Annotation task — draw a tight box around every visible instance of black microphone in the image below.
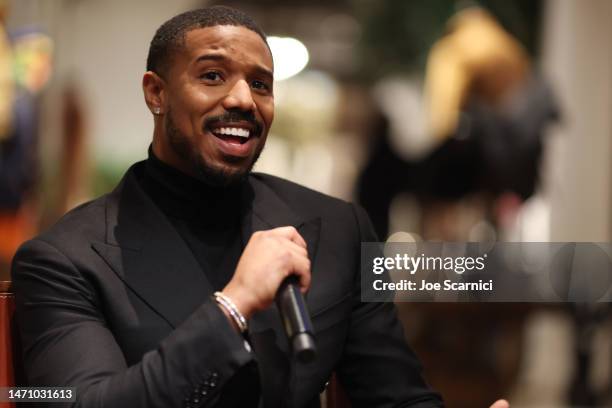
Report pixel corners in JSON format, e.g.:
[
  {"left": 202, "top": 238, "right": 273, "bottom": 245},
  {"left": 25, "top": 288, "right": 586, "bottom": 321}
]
[{"left": 276, "top": 275, "right": 317, "bottom": 363}]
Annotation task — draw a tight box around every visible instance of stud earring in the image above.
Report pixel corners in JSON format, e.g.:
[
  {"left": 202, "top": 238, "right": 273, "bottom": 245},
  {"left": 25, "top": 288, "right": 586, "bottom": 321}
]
[{"left": 153, "top": 107, "right": 161, "bottom": 115}]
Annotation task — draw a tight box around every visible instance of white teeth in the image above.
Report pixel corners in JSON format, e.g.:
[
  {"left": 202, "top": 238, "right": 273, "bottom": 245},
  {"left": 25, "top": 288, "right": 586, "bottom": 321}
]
[{"left": 215, "top": 127, "right": 250, "bottom": 138}]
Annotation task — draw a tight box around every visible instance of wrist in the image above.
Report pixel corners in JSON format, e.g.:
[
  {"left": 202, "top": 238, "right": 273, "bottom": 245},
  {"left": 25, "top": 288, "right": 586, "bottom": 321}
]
[
  {"left": 221, "top": 285, "right": 256, "bottom": 320},
  {"left": 214, "top": 291, "right": 248, "bottom": 334},
  {"left": 216, "top": 302, "right": 241, "bottom": 333}
]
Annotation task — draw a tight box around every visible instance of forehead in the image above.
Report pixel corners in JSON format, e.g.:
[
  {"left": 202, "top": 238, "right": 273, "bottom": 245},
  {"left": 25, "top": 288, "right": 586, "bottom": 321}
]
[{"left": 182, "top": 25, "right": 273, "bottom": 70}]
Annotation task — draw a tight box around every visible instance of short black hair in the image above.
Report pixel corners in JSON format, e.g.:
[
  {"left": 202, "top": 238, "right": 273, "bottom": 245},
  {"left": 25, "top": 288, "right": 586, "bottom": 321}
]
[{"left": 146, "top": 6, "right": 267, "bottom": 77}]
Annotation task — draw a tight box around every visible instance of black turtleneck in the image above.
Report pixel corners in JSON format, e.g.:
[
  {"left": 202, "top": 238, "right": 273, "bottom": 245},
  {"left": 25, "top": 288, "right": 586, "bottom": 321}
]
[{"left": 137, "top": 148, "right": 245, "bottom": 291}]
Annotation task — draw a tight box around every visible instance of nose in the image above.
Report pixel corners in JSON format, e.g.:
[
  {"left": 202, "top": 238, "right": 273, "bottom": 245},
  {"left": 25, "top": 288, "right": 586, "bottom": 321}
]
[{"left": 222, "top": 79, "right": 255, "bottom": 112}]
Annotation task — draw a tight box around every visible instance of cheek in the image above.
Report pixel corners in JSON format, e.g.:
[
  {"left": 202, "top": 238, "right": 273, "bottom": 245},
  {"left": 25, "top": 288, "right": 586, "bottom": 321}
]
[
  {"left": 173, "top": 82, "right": 219, "bottom": 110},
  {"left": 259, "top": 99, "right": 274, "bottom": 127},
  {"left": 172, "top": 86, "right": 220, "bottom": 130}
]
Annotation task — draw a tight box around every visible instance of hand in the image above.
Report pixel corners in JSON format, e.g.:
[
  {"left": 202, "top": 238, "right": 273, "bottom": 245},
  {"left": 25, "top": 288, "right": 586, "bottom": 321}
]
[
  {"left": 489, "top": 399, "right": 509, "bottom": 408},
  {"left": 222, "top": 226, "right": 311, "bottom": 319}
]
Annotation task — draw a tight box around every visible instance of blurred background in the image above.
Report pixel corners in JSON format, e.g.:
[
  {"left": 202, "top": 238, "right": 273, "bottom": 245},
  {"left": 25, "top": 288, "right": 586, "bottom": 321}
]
[{"left": 0, "top": 0, "right": 610, "bottom": 406}]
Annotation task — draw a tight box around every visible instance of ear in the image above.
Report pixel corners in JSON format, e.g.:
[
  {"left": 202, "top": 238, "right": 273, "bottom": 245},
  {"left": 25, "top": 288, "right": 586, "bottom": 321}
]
[{"left": 142, "top": 71, "right": 166, "bottom": 115}]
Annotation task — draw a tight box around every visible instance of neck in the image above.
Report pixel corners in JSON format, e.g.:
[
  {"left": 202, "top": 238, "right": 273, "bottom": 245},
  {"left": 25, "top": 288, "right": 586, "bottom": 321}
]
[
  {"left": 151, "top": 134, "right": 198, "bottom": 180},
  {"left": 141, "top": 146, "right": 244, "bottom": 223}
]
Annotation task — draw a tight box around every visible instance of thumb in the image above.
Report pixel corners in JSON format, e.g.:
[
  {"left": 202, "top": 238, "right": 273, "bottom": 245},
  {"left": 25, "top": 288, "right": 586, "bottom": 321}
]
[{"left": 489, "top": 399, "right": 510, "bottom": 408}]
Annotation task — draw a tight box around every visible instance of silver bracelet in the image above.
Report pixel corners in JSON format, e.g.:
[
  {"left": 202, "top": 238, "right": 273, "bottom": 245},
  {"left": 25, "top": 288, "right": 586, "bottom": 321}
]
[{"left": 214, "top": 291, "right": 248, "bottom": 333}]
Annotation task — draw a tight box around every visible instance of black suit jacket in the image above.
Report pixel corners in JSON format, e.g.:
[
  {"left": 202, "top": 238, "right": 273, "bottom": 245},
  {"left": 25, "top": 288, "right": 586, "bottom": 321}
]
[{"left": 12, "top": 162, "right": 442, "bottom": 408}]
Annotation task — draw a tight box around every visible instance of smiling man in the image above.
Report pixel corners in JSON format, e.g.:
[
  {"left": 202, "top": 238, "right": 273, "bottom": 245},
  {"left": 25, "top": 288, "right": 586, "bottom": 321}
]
[
  {"left": 13, "top": 6, "right": 456, "bottom": 408},
  {"left": 145, "top": 20, "right": 274, "bottom": 187}
]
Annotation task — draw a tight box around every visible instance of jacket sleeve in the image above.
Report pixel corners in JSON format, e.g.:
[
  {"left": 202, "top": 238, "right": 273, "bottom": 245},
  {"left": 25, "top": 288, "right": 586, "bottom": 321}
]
[
  {"left": 335, "top": 204, "right": 444, "bottom": 408},
  {"left": 11, "top": 238, "right": 254, "bottom": 408}
]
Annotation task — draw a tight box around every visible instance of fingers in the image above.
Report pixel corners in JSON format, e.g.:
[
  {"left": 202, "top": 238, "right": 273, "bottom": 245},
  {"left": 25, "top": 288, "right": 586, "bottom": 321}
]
[
  {"left": 271, "top": 238, "right": 310, "bottom": 292},
  {"left": 278, "top": 228, "right": 310, "bottom": 290},
  {"left": 489, "top": 399, "right": 509, "bottom": 408},
  {"left": 231, "top": 226, "right": 312, "bottom": 314},
  {"left": 254, "top": 229, "right": 311, "bottom": 290},
  {"left": 272, "top": 226, "right": 307, "bottom": 249},
  {"left": 286, "top": 239, "right": 308, "bottom": 258},
  {"left": 288, "top": 247, "right": 311, "bottom": 291},
  {"left": 263, "top": 227, "right": 310, "bottom": 273}
]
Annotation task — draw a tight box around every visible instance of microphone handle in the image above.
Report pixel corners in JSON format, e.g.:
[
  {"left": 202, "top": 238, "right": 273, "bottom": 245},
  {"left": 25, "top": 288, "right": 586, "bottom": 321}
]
[{"left": 276, "top": 275, "right": 317, "bottom": 363}]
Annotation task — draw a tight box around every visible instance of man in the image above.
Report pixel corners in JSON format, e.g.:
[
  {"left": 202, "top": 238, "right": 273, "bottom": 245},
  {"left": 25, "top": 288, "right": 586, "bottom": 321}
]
[{"left": 12, "top": 6, "right": 506, "bottom": 408}]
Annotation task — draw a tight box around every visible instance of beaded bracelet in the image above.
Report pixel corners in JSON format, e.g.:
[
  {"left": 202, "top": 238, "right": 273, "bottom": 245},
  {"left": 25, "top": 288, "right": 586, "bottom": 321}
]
[{"left": 214, "top": 291, "right": 248, "bottom": 334}]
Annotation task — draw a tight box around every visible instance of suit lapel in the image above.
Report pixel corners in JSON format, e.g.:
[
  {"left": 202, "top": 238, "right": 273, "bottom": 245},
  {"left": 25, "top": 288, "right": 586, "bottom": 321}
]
[
  {"left": 240, "top": 176, "right": 322, "bottom": 407},
  {"left": 92, "top": 163, "right": 215, "bottom": 329},
  {"left": 240, "top": 175, "right": 322, "bottom": 338}
]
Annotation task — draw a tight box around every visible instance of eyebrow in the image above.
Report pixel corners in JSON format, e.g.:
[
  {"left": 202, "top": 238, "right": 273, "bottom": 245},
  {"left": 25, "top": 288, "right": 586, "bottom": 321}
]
[{"left": 195, "top": 53, "right": 273, "bottom": 79}]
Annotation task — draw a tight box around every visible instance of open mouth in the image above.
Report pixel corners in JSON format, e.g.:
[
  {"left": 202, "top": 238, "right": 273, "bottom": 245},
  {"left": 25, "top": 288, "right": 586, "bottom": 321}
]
[{"left": 210, "top": 126, "right": 251, "bottom": 145}]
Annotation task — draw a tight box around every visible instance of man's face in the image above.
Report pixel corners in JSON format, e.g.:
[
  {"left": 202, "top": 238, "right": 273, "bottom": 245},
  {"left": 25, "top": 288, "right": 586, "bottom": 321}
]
[{"left": 151, "top": 25, "right": 274, "bottom": 185}]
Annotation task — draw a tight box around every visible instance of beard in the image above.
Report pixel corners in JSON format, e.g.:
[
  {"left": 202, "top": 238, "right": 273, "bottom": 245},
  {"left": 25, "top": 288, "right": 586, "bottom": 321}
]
[{"left": 164, "top": 108, "right": 263, "bottom": 187}]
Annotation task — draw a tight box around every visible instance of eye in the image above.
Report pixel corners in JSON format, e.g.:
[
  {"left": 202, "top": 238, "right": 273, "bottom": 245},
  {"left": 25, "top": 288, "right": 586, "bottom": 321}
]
[
  {"left": 200, "top": 71, "right": 223, "bottom": 82},
  {"left": 251, "top": 79, "right": 271, "bottom": 92}
]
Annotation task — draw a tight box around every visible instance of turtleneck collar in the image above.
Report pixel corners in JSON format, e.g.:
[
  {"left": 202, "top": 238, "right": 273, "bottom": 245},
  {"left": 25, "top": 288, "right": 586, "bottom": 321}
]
[{"left": 141, "top": 146, "right": 245, "bottom": 225}]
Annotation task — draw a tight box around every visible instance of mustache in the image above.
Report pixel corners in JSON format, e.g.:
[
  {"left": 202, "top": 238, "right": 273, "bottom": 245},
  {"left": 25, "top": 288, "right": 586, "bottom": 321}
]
[{"left": 204, "top": 110, "right": 263, "bottom": 137}]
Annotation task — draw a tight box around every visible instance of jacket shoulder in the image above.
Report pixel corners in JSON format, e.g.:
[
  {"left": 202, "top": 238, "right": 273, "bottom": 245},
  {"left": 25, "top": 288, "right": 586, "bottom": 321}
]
[
  {"left": 249, "top": 173, "right": 378, "bottom": 241},
  {"left": 33, "top": 194, "right": 109, "bottom": 249},
  {"left": 249, "top": 172, "right": 356, "bottom": 217}
]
